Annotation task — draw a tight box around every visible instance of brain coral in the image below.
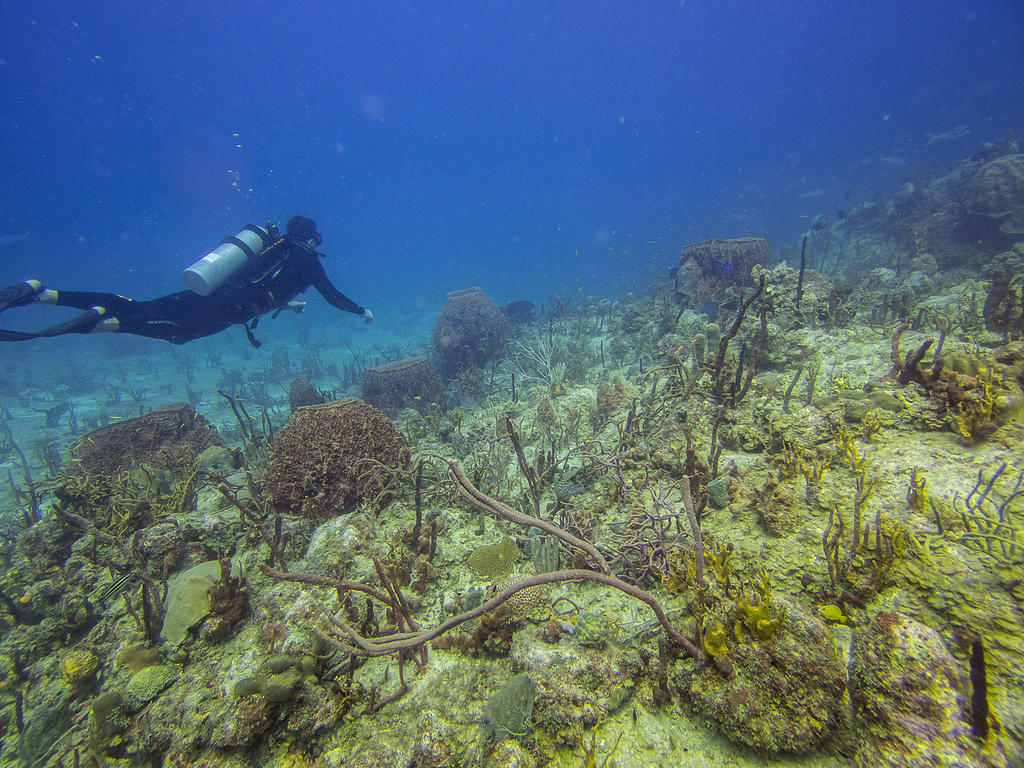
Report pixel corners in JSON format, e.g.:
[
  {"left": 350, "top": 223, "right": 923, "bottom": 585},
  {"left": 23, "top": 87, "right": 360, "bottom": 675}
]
[
  {"left": 262, "top": 398, "right": 410, "bottom": 516},
  {"left": 467, "top": 537, "right": 520, "bottom": 579}
]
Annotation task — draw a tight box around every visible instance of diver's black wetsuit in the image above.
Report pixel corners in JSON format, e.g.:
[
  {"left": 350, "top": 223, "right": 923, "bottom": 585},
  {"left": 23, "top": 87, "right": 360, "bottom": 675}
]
[{"left": 0, "top": 231, "right": 366, "bottom": 345}]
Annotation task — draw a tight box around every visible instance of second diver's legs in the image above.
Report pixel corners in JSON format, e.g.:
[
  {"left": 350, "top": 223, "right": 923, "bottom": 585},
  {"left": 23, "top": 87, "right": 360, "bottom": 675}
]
[
  {"left": 50, "top": 289, "right": 139, "bottom": 314},
  {"left": 0, "top": 283, "right": 136, "bottom": 340},
  {"left": 0, "top": 280, "right": 137, "bottom": 314},
  {"left": 30, "top": 305, "right": 119, "bottom": 337},
  {"left": 1, "top": 283, "right": 233, "bottom": 344}
]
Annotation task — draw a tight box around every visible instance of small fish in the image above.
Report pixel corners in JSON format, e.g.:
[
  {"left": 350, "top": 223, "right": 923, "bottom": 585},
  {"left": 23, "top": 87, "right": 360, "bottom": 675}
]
[
  {"left": 93, "top": 572, "right": 136, "bottom": 603},
  {"left": 709, "top": 259, "right": 733, "bottom": 277},
  {"left": 863, "top": 155, "right": 907, "bottom": 169},
  {"left": 0, "top": 231, "right": 30, "bottom": 247},
  {"left": 699, "top": 299, "right": 720, "bottom": 318},
  {"left": 926, "top": 124, "right": 970, "bottom": 145}
]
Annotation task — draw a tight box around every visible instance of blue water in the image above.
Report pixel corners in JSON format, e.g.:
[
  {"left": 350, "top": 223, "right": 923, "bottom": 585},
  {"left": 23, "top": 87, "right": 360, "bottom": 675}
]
[{"left": 1, "top": 0, "right": 1022, "bottom": 325}]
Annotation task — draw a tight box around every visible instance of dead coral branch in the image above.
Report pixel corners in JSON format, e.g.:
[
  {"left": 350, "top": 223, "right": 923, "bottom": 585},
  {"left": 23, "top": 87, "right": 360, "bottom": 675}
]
[
  {"left": 447, "top": 457, "right": 610, "bottom": 573},
  {"left": 272, "top": 567, "right": 701, "bottom": 660}
]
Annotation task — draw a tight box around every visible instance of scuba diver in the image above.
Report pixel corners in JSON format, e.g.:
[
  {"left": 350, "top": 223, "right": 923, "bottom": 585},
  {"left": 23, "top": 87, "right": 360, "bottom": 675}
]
[{"left": 0, "top": 215, "right": 373, "bottom": 347}]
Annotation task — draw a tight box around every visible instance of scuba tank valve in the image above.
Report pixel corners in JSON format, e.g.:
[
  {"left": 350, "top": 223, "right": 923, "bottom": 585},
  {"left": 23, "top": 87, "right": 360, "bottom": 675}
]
[{"left": 182, "top": 224, "right": 275, "bottom": 296}]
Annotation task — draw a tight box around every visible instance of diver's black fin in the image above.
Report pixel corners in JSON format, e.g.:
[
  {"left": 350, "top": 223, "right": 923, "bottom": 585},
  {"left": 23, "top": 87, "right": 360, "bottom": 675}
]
[
  {"left": 33, "top": 308, "right": 105, "bottom": 337},
  {"left": 0, "top": 280, "right": 42, "bottom": 313},
  {"left": 0, "top": 307, "right": 105, "bottom": 341},
  {"left": 0, "top": 327, "right": 37, "bottom": 341}
]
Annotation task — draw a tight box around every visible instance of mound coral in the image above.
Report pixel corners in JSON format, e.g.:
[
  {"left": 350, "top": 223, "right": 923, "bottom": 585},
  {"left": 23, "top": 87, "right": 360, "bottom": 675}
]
[
  {"left": 61, "top": 648, "right": 99, "bottom": 685},
  {"left": 848, "top": 612, "right": 999, "bottom": 767},
  {"left": 673, "top": 597, "right": 846, "bottom": 754},
  {"left": 262, "top": 398, "right": 410, "bottom": 516}
]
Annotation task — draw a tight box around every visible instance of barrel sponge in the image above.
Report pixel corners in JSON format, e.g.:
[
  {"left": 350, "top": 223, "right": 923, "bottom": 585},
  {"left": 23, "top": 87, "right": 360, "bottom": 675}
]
[
  {"left": 64, "top": 402, "right": 223, "bottom": 478},
  {"left": 262, "top": 398, "right": 410, "bottom": 516},
  {"left": 676, "top": 237, "right": 770, "bottom": 307},
  {"left": 361, "top": 356, "right": 444, "bottom": 418},
  {"left": 432, "top": 286, "right": 509, "bottom": 377}
]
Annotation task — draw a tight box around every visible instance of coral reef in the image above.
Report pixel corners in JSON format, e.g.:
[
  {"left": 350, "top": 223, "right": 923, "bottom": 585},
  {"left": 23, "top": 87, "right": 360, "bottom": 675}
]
[
  {"left": 965, "top": 153, "right": 1024, "bottom": 234},
  {"left": 3, "top": 144, "right": 1024, "bottom": 768}
]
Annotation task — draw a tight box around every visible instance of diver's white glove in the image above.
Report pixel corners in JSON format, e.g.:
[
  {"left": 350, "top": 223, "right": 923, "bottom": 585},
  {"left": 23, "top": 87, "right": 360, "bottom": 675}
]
[
  {"left": 284, "top": 301, "right": 307, "bottom": 313},
  {"left": 362, "top": 308, "right": 374, "bottom": 324}
]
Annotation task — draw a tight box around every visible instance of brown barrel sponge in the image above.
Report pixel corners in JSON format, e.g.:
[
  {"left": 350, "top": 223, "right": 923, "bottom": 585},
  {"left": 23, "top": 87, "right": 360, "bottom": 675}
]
[
  {"left": 676, "top": 237, "right": 770, "bottom": 306},
  {"left": 262, "top": 398, "right": 410, "bottom": 516},
  {"left": 362, "top": 356, "right": 444, "bottom": 418},
  {"left": 66, "top": 402, "right": 223, "bottom": 478},
  {"left": 432, "top": 286, "right": 508, "bottom": 377}
]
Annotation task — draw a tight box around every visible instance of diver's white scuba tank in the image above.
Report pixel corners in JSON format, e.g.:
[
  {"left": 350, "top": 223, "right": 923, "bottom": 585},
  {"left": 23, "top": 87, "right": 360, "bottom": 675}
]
[{"left": 182, "top": 224, "right": 275, "bottom": 296}]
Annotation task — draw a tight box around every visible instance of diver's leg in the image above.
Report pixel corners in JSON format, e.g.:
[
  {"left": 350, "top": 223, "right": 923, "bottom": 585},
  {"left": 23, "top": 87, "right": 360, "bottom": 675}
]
[
  {"left": 0, "top": 289, "right": 227, "bottom": 344},
  {"left": 51, "top": 290, "right": 137, "bottom": 312},
  {"left": 103, "top": 292, "right": 229, "bottom": 344},
  {"left": 0, "top": 282, "right": 123, "bottom": 340},
  {"left": 42, "top": 306, "right": 124, "bottom": 336},
  {"left": 0, "top": 291, "right": 160, "bottom": 341},
  {"left": 0, "top": 280, "right": 137, "bottom": 313}
]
